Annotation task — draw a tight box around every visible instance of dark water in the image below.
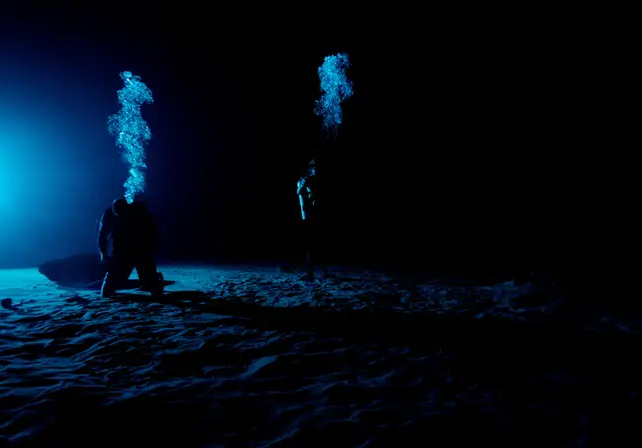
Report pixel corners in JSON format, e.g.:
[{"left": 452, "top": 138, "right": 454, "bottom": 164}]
[{"left": 2, "top": 291, "right": 642, "bottom": 448}]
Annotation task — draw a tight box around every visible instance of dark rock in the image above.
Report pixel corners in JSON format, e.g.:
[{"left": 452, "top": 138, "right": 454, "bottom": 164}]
[{"left": 38, "top": 253, "right": 107, "bottom": 288}]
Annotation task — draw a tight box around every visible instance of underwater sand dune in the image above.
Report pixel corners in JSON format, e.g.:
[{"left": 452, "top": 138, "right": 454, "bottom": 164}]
[{"left": 2, "top": 263, "right": 642, "bottom": 447}]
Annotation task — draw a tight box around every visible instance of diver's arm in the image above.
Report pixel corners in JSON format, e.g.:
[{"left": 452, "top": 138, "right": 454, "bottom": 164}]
[
  {"left": 97, "top": 213, "right": 109, "bottom": 256},
  {"left": 297, "top": 178, "right": 306, "bottom": 196}
]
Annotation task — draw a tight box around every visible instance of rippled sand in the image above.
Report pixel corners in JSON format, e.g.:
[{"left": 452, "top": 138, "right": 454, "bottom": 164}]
[{"left": 2, "top": 264, "right": 642, "bottom": 447}]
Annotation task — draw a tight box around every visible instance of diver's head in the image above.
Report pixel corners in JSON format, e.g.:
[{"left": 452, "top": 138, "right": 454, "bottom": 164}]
[
  {"left": 111, "top": 197, "right": 129, "bottom": 217},
  {"left": 308, "top": 159, "right": 317, "bottom": 175},
  {"left": 131, "top": 194, "right": 147, "bottom": 210}
]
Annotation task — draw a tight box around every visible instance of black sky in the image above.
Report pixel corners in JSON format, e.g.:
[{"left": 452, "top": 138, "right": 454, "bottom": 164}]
[{"left": 0, "top": 1, "right": 606, "bottom": 275}]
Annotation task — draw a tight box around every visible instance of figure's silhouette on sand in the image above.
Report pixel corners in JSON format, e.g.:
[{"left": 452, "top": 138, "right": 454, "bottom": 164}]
[
  {"left": 297, "top": 158, "right": 330, "bottom": 281},
  {"left": 97, "top": 197, "right": 164, "bottom": 298}
]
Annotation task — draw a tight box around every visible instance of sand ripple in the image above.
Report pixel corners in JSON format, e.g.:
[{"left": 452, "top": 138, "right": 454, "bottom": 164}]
[{"left": 1, "top": 266, "right": 642, "bottom": 447}]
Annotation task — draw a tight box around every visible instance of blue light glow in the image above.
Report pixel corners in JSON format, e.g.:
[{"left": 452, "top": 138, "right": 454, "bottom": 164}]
[
  {"left": 314, "top": 53, "right": 353, "bottom": 138},
  {"left": 107, "top": 71, "right": 154, "bottom": 204}
]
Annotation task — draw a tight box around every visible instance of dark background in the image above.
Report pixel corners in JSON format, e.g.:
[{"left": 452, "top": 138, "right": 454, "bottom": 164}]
[{"left": 0, "top": 1, "right": 618, "bottom": 281}]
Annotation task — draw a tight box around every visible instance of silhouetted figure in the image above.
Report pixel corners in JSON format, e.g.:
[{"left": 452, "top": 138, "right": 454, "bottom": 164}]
[
  {"left": 97, "top": 197, "right": 163, "bottom": 298},
  {"left": 297, "top": 158, "right": 329, "bottom": 281}
]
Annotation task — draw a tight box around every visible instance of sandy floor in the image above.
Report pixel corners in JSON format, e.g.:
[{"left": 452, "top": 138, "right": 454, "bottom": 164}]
[{"left": 1, "top": 264, "right": 642, "bottom": 447}]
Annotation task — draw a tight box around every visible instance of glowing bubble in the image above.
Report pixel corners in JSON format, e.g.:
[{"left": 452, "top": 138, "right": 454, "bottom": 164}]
[
  {"left": 107, "top": 71, "right": 154, "bottom": 204},
  {"left": 314, "top": 53, "right": 353, "bottom": 138}
]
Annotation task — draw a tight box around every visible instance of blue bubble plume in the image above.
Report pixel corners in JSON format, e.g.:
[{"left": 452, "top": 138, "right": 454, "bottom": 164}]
[
  {"left": 314, "top": 53, "right": 353, "bottom": 139},
  {"left": 107, "top": 71, "right": 154, "bottom": 204}
]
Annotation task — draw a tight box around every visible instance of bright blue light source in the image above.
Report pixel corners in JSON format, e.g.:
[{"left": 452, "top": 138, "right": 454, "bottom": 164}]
[
  {"left": 314, "top": 53, "right": 353, "bottom": 138},
  {"left": 107, "top": 71, "right": 154, "bottom": 204}
]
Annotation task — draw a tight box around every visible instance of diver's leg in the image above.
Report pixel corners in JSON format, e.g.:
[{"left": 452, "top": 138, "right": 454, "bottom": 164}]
[
  {"left": 300, "top": 220, "right": 315, "bottom": 281},
  {"left": 306, "top": 246, "right": 314, "bottom": 277},
  {"left": 100, "top": 272, "right": 117, "bottom": 298},
  {"left": 319, "top": 244, "right": 332, "bottom": 278},
  {"left": 101, "top": 259, "right": 134, "bottom": 297},
  {"left": 135, "top": 255, "right": 163, "bottom": 298},
  {"left": 316, "top": 219, "right": 331, "bottom": 277}
]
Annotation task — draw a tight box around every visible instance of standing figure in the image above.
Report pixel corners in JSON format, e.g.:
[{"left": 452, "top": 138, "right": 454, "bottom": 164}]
[
  {"left": 97, "top": 197, "right": 163, "bottom": 298},
  {"left": 297, "top": 158, "right": 329, "bottom": 280}
]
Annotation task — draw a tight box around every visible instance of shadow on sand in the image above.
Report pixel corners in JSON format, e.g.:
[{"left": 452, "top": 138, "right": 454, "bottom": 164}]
[
  {"left": 38, "top": 253, "right": 107, "bottom": 287},
  {"left": 113, "top": 290, "right": 642, "bottom": 374},
  {"left": 102, "top": 289, "right": 642, "bottom": 447},
  {"left": 38, "top": 253, "right": 176, "bottom": 291}
]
